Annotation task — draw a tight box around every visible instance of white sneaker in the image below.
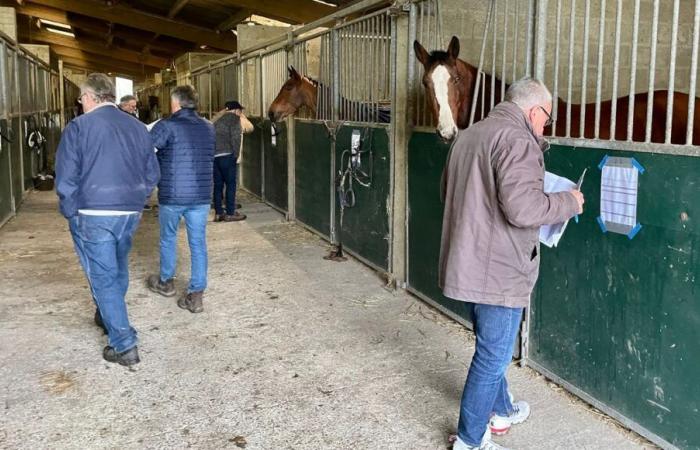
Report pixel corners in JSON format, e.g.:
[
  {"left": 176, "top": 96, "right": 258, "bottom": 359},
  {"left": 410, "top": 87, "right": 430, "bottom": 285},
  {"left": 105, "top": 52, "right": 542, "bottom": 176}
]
[
  {"left": 452, "top": 428, "right": 511, "bottom": 450},
  {"left": 489, "top": 400, "right": 531, "bottom": 435}
]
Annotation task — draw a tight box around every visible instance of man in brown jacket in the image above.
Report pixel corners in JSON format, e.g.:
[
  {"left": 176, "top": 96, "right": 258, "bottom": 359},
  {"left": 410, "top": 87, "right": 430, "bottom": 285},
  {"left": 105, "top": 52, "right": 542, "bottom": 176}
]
[{"left": 441, "top": 78, "right": 584, "bottom": 450}]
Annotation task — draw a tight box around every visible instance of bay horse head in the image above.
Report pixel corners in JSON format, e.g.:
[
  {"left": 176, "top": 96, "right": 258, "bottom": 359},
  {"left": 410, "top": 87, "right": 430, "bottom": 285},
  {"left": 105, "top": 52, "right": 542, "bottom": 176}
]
[
  {"left": 268, "top": 66, "right": 317, "bottom": 122},
  {"left": 414, "top": 36, "right": 475, "bottom": 140}
]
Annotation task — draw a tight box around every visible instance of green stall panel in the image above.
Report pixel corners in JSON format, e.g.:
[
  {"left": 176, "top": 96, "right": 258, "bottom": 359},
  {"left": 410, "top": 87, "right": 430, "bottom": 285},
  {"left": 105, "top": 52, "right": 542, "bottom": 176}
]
[
  {"left": 294, "top": 121, "right": 332, "bottom": 237},
  {"left": 531, "top": 145, "right": 699, "bottom": 449},
  {"left": 0, "top": 123, "right": 12, "bottom": 225},
  {"left": 240, "top": 117, "right": 263, "bottom": 197},
  {"left": 334, "top": 125, "right": 391, "bottom": 271},
  {"left": 262, "top": 120, "right": 288, "bottom": 212},
  {"left": 407, "top": 131, "right": 473, "bottom": 324},
  {"left": 22, "top": 116, "right": 34, "bottom": 190},
  {"left": 10, "top": 117, "right": 22, "bottom": 208}
]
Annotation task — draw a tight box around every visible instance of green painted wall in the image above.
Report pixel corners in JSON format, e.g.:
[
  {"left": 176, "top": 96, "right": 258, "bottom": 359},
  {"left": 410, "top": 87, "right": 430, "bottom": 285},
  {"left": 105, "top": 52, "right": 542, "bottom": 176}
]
[
  {"left": 294, "top": 121, "right": 332, "bottom": 237},
  {"left": 10, "top": 118, "right": 22, "bottom": 209},
  {"left": 262, "top": 120, "right": 288, "bottom": 212},
  {"left": 532, "top": 145, "right": 700, "bottom": 449},
  {"left": 334, "top": 125, "right": 391, "bottom": 270},
  {"left": 407, "top": 131, "right": 473, "bottom": 322},
  {"left": 241, "top": 117, "right": 263, "bottom": 197}
]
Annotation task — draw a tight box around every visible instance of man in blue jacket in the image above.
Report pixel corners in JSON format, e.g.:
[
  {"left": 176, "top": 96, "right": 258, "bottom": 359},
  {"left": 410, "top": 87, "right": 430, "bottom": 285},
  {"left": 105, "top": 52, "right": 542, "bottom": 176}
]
[
  {"left": 146, "top": 85, "right": 215, "bottom": 314},
  {"left": 56, "top": 73, "right": 159, "bottom": 367}
]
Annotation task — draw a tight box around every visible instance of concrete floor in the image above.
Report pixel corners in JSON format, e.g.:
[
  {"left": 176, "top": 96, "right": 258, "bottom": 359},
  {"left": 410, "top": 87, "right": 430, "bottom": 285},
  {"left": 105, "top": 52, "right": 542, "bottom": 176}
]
[{"left": 0, "top": 191, "right": 655, "bottom": 450}]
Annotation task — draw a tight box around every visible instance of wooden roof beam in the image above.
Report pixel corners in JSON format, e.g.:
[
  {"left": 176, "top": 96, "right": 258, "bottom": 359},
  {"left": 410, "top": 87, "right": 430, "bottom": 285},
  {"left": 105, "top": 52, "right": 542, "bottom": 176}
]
[
  {"left": 217, "top": 9, "right": 250, "bottom": 32},
  {"left": 220, "top": 0, "right": 335, "bottom": 24},
  {"left": 25, "top": 0, "right": 237, "bottom": 51}
]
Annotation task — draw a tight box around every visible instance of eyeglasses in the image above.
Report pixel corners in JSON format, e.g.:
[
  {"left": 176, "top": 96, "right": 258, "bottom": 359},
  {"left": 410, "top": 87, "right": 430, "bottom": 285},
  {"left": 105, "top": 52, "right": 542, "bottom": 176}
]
[
  {"left": 77, "top": 92, "right": 88, "bottom": 104},
  {"left": 539, "top": 106, "right": 553, "bottom": 127}
]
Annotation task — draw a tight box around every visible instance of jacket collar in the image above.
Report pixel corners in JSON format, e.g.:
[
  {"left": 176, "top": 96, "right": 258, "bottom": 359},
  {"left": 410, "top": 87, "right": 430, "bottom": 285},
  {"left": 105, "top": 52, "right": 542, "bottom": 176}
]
[
  {"left": 487, "top": 101, "right": 549, "bottom": 152},
  {"left": 172, "top": 108, "right": 197, "bottom": 118}
]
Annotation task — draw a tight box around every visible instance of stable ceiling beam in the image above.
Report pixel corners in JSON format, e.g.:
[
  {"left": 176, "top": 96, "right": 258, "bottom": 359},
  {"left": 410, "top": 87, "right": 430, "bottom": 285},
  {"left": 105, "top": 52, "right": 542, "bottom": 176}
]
[
  {"left": 167, "top": 0, "right": 189, "bottom": 19},
  {"left": 217, "top": 9, "right": 250, "bottom": 32},
  {"left": 18, "top": 28, "right": 169, "bottom": 68},
  {"left": 6, "top": 2, "right": 194, "bottom": 55},
  {"left": 25, "top": 0, "right": 237, "bottom": 51},
  {"left": 52, "top": 47, "right": 157, "bottom": 75},
  {"left": 216, "top": 0, "right": 335, "bottom": 25}
]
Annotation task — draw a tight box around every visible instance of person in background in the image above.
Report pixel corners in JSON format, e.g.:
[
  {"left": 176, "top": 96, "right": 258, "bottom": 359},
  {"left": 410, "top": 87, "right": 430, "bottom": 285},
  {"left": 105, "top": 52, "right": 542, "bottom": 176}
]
[
  {"left": 146, "top": 85, "right": 215, "bottom": 314},
  {"left": 210, "top": 100, "right": 253, "bottom": 222},
  {"left": 440, "top": 77, "right": 584, "bottom": 450},
  {"left": 56, "top": 73, "right": 159, "bottom": 367},
  {"left": 119, "top": 95, "right": 138, "bottom": 117}
]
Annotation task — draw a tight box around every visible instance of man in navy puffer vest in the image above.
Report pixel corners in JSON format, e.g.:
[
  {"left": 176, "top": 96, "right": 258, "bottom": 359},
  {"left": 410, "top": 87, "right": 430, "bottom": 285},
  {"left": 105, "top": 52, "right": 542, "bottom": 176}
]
[
  {"left": 56, "top": 73, "right": 159, "bottom": 367},
  {"left": 146, "top": 85, "right": 215, "bottom": 313}
]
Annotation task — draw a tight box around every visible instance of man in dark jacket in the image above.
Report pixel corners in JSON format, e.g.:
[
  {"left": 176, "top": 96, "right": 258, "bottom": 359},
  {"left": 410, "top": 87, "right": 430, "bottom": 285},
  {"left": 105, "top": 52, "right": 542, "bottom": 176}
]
[
  {"left": 146, "top": 85, "right": 215, "bottom": 314},
  {"left": 56, "top": 73, "right": 159, "bottom": 367},
  {"left": 441, "top": 78, "right": 584, "bottom": 450},
  {"left": 211, "top": 100, "right": 251, "bottom": 222}
]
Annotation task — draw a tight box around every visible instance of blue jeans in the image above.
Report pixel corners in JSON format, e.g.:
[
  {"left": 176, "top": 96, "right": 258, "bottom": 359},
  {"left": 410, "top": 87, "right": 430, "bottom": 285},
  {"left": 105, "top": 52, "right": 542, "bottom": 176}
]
[
  {"left": 158, "top": 204, "right": 209, "bottom": 293},
  {"left": 69, "top": 214, "right": 141, "bottom": 353},
  {"left": 213, "top": 155, "right": 238, "bottom": 216},
  {"left": 458, "top": 304, "right": 524, "bottom": 446}
]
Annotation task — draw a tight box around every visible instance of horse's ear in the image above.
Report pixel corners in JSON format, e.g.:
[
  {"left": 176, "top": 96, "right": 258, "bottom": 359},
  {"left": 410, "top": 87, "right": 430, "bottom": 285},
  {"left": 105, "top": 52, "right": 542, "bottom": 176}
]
[
  {"left": 288, "top": 65, "right": 300, "bottom": 80},
  {"left": 414, "top": 40, "right": 430, "bottom": 67},
  {"left": 447, "top": 36, "right": 460, "bottom": 60}
]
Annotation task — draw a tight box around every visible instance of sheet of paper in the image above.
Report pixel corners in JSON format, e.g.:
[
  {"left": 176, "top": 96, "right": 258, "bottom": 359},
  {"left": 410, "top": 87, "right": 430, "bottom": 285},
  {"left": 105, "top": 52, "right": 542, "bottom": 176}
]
[
  {"left": 539, "top": 171, "right": 576, "bottom": 248},
  {"left": 600, "top": 158, "right": 638, "bottom": 235}
]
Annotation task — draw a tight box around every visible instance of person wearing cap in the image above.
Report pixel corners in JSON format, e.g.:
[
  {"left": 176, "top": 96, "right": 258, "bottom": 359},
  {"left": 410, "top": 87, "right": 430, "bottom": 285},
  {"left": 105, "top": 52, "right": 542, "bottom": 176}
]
[{"left": 210, "top": 100, "right": 253, "bottom": 222}]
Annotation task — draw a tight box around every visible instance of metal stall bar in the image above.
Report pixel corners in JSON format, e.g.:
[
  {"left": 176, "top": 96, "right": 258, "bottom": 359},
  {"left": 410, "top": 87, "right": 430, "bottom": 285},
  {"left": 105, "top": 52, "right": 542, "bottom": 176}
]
[
  {"left": 501, "top": 0, "right": 509, "bottom": 101},
  {"left": 644, "top": 0, "right": 660, "bottom": 143},
  {"left": 550, "top": 0, "right": 562, "bottom": 137},
  {"left": 512, "top": 0, "right": 519, "bottom": 82},
  {"left": 609, "top": 0, "right": 623, "bottom": 141},
  {"left": 469, "top": 1, "right": 495, "bottom": 127},
  {"left": 331, "top": 28, "right": 340, "bottom": 242},
  {"left": 534, "top": 0, "right": 548, "bottom": 80},
  {"left": 688, "top": 0, "right": 700, "bottom": 145},
  {"left": 490, "top": 0, "right": 498, "bottom": 110},
  {"left": 408, "top": 3, "right": 417, "bottom": 127},
  {"left": 565, "top": 0, "right": 576, "bottom": 137},
  {"left": 626, "top": 0, "right": 641, "bottom": 141},
  {"left": 526, "top": 0, "right": 534, "bottom": 77},
  {"left": 593, "top": 0, "right": 606, "bottom": 139},
  {"left": 578, "top": 0, "right": 591, "bottom": 138},
  {"left": 664, "top": 0, "right": 680, "bottom": 144}
]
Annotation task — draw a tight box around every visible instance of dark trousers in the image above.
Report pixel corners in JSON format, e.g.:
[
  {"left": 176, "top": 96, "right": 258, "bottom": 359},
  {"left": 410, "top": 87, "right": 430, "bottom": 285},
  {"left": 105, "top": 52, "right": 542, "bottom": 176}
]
[{"left": 213, "top": 154, "right": 237, "bottom": 216}]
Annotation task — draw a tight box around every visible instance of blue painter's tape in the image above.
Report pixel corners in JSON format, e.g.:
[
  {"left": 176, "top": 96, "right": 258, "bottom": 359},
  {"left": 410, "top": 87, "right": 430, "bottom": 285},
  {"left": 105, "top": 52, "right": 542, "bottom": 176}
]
[
  {"left": 598, "top": 154, "right": 610, "bottom": 170},
  {"left": 631, "top": 157, "right": 646, "bottom": 174},
  {"left": 627, "top": 223, "right": 642, "bottom": 240},
  {"left": 596, "top": 216, "right": 608, "bottom": 233}
]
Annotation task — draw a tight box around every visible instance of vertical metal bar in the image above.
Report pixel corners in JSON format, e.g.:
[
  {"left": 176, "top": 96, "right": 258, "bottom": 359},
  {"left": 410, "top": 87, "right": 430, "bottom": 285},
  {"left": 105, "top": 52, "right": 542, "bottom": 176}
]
[
  {"left": 409, "top": 3, "right": 417, "bottom": 127},
  {"left": 501, "top": 0, "right": 509, "bottom": 101},
  {"left": 481, "top": 71, "right": 486, "bottom": 119},
  {"left": 470, "top": 0, "right": 495, "bottom": 127},
  {"left": 512, "top": 0, "right": 519, "bottom": 81},
  {"left": 593, "top": 0, "right": 606, "bottom": 139},
  {"left": 578, "top": 0, "right": 591, "bottom": 138},
  {"left": 687, "top": 0, "right": 700, "bottom": 144},
  {"left": 526, "top": 0, "right": 534, "bottom": 76},
  {"left": 609, "top": 0, "right": 623, "bottom": 141},
  {"left": 551, "top": 0, "right": 562, "bottom": 137},
  {"left": 664, "top": 0, "right": 680, "bottom": 144},
  {"left": 565, "top": 0, "right": 576, "bottom": 137},
  {"left": 644, "top": 0, "right": 660, "bottom": 142},
  {"left": 534, "top": 0, "right": 549, "bottom": 81},
  {"left": 417, "top": 1, "right": 425, "bottom": 126},
  {"left": 332, "top": 29, "right": 340, "bottom": 122},
  {"left": 490, "top": 0, "right": 498, "bottom": 110},
  {"left": 627, "top": 0, "right": 640, "bottom": 141},
  {"left": 373, "top": 15, "right": 378, "bottom": 122}
]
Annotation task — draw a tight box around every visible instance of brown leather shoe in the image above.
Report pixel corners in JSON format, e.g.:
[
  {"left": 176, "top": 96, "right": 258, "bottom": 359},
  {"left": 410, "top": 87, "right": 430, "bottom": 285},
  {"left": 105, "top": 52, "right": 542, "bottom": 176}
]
[
  {"left": 146, "top": 274, "right": 176, "bottom": 297},
  {"left": 177, "top": 291, "right": 203, "bottom": 313},
  {"left": 224, "top": 212, "right": 247, "bottom": 222}
]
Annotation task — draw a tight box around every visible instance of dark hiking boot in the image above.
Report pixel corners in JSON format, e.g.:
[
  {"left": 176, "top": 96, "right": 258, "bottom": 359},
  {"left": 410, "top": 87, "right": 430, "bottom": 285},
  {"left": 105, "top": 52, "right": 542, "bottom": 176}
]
[
  {"left": 103, "top": 346, "right": 140, "bottom": 367},
  {"left": 177, "top": 291, "right": 204, "bottom": 313},
  {"left": 214, "top": 214, "right": 225, "bottom": 222},
  {"left": 224, "top": 212, "right": 247, "bottom": 222},
  {"left": 94, "top": 309, "right": 107, "bottom": 335},
  {"left": 146, "top": 274, "right": 176, "bottom": 297}
]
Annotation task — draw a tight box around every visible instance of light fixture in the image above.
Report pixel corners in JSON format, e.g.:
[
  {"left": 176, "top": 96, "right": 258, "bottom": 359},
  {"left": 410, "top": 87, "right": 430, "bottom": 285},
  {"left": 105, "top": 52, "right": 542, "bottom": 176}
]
[
  {"left": 45, "top": 28, "right": 75, "bottom": 38},
  {"left": 39, "top": 19, "right": 72, "bottom": 30},
  {"left": 200, "top": 45, "right": 207, "bottom": 49}
]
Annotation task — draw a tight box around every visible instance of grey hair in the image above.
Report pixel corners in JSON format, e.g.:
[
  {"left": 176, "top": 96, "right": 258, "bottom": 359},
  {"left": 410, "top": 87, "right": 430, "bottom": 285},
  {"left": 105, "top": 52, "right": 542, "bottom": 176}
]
[
  {"left": 505, "top": 77, "right": 552, "bottom": 111},
  {"left": 80, "top": 73, "right": 115, "bottom": 103},
  {"left": 120, "top": 94, "right": 137, "bottom": 104},
  {"left": 171, "top": 85, "right": 198, "bottom": 109}
]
